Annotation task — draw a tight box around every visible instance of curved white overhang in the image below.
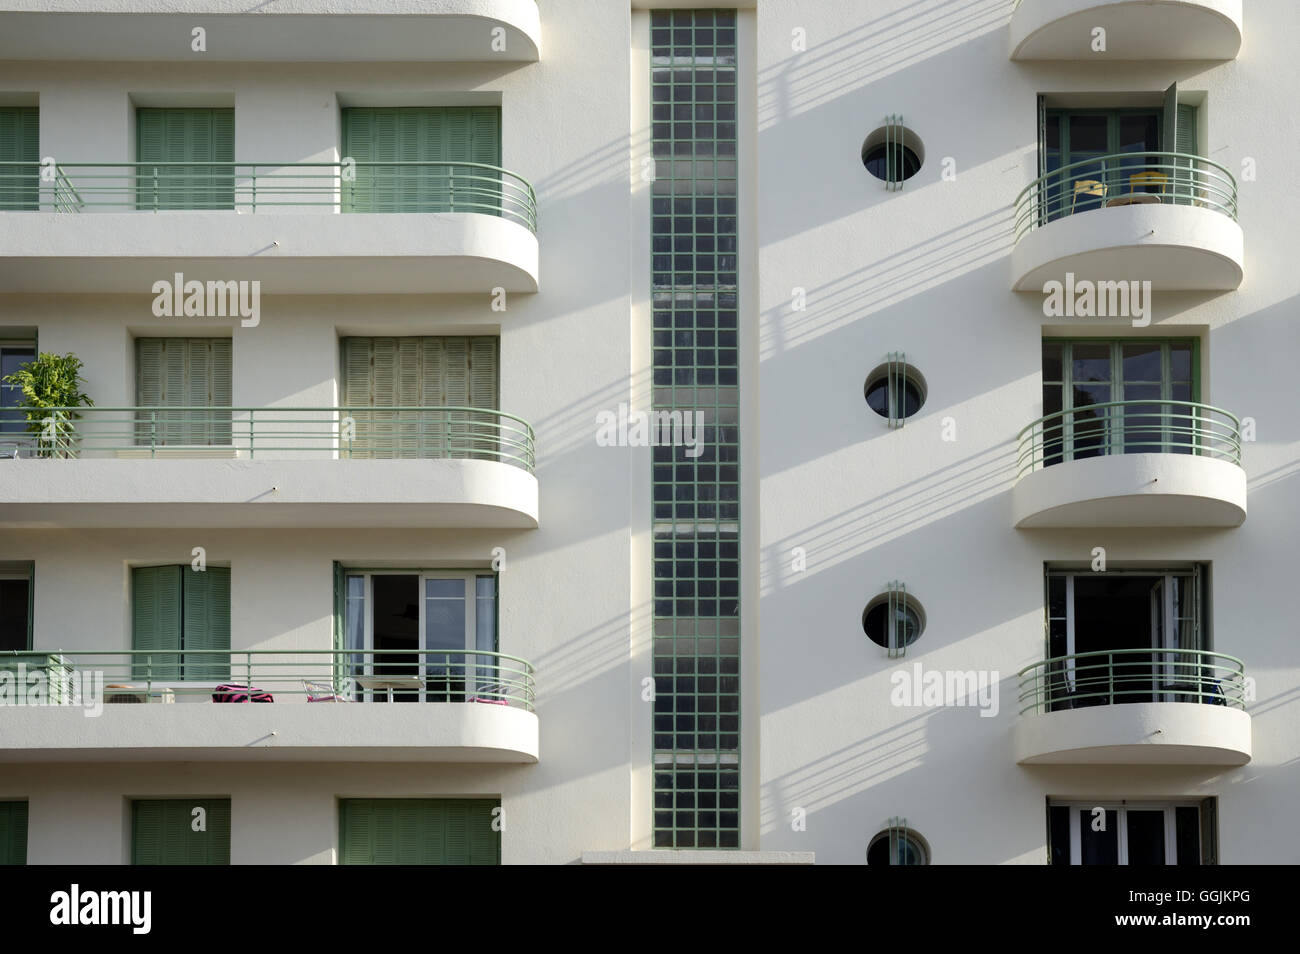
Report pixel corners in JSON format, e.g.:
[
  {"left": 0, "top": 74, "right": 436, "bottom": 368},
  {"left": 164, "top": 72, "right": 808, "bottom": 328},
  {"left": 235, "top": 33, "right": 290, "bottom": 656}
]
[
  {"left": 0, "top": 458, "right": 539, "bottom": 528},
  {"left": 0, "top": 211, "right": 539, "bottom": 294},
  {"left": 1012, "top": 203, "right": 1243, "bottom": 292},
  {"left": 1010, "top": 0, "right": 1242, "bottom": 61},
  {"left": 0, "top": 701, "right": 539, "bottom": 763},
  {"left": 0, "top": 1, "right": 542, "bottom": 61},
  {"left": 1013, "top": 453, "right": 1245, "bottom": 528},
  {"left": 1015, "top": 702, "right": 1251, "bottom": 765}
]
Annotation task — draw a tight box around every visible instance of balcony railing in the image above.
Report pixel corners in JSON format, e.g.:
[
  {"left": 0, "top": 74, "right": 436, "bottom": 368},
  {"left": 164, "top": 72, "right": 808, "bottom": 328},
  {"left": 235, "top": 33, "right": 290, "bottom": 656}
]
[
  {"left": 0, "top": 406, "right": 536, "bottom": 472},
  {"left": 0, "top": 161, "right": 538, "bottom": 232},
  {"left": 1016, "top": 400, "right": 1241, "bottom": 480},
  {"left": 1018, "top": 648, "right": 1247, "bottom": 715},
  {"left": 0, "top": 649, "right": 536, "bottom": 711},
  {"left": 1013, "top": 152, "right": 1237, "bottom": 244}
]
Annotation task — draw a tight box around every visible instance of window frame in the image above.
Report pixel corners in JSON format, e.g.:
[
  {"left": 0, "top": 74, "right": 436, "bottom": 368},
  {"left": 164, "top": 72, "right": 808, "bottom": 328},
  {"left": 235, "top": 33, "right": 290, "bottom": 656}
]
[
  {"left": 339, "top": 568, "right": 499, "bottom": 702},
  {"left": 1054, "top": 800, "right": 1205, "bottom": 866},
  {"left": 0, "top": 562, "right": 34, "bottom": 653},
  {"left": 1042, "top": 337, "right": 1201, "bottom": 462}
]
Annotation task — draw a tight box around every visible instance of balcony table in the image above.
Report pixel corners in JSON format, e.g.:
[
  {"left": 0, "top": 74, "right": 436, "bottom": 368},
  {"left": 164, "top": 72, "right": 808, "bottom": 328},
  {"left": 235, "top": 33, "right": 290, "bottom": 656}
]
[{"left": 355, "top": 674, "right": 423, "bottom": 703}]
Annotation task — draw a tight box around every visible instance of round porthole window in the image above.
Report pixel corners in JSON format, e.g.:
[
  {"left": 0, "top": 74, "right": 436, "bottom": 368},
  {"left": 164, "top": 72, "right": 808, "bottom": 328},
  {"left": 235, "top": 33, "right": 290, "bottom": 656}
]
[
  {"left": 867, "top": 827, "right": 930, "bottom": 865},
  {"left": 862, "top": 590, "right": 925, "bottom": 650},
  {"left": 861, "top": 124, "right": 925, "bottom": 184},
  {"left": 864, "top": 362, "right": 927, "bottom": 422}
]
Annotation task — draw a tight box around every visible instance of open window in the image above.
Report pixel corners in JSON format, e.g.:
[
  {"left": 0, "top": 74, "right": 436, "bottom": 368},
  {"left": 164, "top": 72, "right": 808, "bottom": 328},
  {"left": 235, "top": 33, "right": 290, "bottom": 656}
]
[
  {"left": 1045, "top": 565, "right": 1221, "bottom": 711},
  {"left": 0, "top": 338, "right": 36, "bottom": 445},
  {"left": 1048, "top": 799, "right": 1217, "bottom": 865},
  {"left": 337, "top": 569, "right": 499, "bottom": 703},
  {"left": 0, "top": 561, "right": 33, "bottom": 653},
  {"left": 1037, "top": 87, "right": 1202, "bottom": 223}
]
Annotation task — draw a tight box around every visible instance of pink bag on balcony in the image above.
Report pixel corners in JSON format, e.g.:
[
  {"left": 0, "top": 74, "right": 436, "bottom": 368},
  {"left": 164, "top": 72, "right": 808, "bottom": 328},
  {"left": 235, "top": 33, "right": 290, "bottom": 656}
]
[{"left": 211, "top": 684, "right": 274, "bottom": 703}]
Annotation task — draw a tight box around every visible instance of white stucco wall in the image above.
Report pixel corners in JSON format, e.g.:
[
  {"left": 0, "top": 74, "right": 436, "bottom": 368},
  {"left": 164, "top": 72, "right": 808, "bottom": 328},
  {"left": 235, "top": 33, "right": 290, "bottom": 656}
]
[
  {"left": 0, "top": 0, "right": 637, "bottom": 865},
  {"left": 754, "top": 0, "right": 1299, "bottom": 864},
  {"left": 3, "top": 0, "right": 1299, "bottom": 866}
]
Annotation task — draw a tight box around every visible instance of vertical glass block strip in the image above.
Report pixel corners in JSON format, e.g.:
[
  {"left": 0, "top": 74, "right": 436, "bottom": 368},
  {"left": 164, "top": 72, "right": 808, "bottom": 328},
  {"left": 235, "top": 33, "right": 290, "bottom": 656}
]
[{"left": 650, "top": 8, "right": 740, "bottom": 850}]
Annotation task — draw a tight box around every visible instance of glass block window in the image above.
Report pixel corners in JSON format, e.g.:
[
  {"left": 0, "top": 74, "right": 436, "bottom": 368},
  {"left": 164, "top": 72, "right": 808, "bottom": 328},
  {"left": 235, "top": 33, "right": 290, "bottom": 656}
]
[{"left": 651, "top": 7, "right": 741, "bottom": 850}]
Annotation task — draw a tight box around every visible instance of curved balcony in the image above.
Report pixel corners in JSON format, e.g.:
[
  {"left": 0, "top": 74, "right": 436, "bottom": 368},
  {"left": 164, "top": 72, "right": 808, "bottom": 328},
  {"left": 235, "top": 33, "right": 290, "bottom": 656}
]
[
  {"left": 1013, "top": 400, "right": 1246, "bottom": 527},
  {"left": 0, "top": 406, "right": 539, "bottom": 528},
  {"left": 1012, "top": 152, "right": 1242, "bottom": 291},
  {"left": 1010, "top": 1, "right": 1242, "bottom": 61},
  {"left": 0, "top": 648, "right": 539, "bottom": 763},
  {"left": 0, "top": 1, "right": 542, "bottom": 62},
  {"left": 1015, "top": 648, "right": 1251, "bottom": 765},
  {"left": 0, "top": 160, "right": 539, "bottom": 293}
]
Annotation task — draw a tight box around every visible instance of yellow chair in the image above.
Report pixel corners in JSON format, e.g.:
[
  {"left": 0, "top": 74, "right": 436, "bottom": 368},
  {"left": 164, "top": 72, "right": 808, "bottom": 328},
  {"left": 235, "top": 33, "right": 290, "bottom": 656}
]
[
  {"left": 1070, "top": 178, "right": 1106, "bottom": 214},
  {"left": 1129, "top": 170, "right": 1168, "bottom": 198}
]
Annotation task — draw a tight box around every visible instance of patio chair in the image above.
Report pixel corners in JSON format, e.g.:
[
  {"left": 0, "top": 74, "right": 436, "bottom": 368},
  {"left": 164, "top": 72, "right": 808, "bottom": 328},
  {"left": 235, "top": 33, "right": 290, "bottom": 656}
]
[
  {"left": 303, "top": 680, "right": 354, "bottom": 702},
  {"left": 1070, "top": 178, "right": 1106, "bottom": 214}
]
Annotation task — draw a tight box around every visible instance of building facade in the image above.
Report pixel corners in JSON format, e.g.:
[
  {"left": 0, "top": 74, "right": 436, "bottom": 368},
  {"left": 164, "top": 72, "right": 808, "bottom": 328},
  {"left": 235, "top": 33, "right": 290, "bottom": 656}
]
[{"left": 1, "top": 0, "right": 1293, "bottom": 865}]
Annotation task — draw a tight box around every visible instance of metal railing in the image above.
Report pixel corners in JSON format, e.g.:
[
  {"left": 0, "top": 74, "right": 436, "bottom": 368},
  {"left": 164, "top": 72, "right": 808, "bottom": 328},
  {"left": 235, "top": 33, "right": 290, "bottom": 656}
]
[
  {"left": 1018, "top": 647, "right": 1246, "bottom": 715},
  {"left": 0, "top": 405, "right": 536, "bottom": 472},
  {"left": 0, "top": 160, "right": 538, "bottom": 232},
  {"left": 1016, "top": 399, "right": 1241, "bottom": 480},
  {"left": 1014, "top": 151, "right": 1237, "bottom": 244},
  {"left": 0, "top": 649, "right": 536, "bottom": 711}
]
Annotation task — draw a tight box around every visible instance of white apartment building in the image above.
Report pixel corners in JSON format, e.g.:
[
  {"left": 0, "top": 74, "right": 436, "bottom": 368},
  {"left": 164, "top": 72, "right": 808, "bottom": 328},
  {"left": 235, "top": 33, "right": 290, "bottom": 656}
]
[{"left": 0, "top": 0, "right": 1291, "bottom": 866}]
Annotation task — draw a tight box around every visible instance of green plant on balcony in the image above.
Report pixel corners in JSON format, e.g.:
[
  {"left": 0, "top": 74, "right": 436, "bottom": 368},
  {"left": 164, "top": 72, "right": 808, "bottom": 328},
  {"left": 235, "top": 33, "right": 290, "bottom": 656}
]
[{"left": 1, "top": 352, "right": 94, "bottom": 458}]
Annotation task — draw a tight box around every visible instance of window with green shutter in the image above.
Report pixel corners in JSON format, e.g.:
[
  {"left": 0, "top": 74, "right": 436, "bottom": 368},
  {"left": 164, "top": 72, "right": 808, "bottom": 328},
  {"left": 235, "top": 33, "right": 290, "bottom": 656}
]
[
  {"left": 135, "top": 337, "right": 232, "bottom": 447},
  {"left": 135, "top": 108, "right": 234, "bottom": 210},
  {"left": 131, "top": 798, "right": 230, "bottom": 865},
  {"left": 341, "top": 107, "right": 501, "bottom": 213},
  {"left": 339, "top": 799, "right": 500, "bottom": 865},
  {"left": 0, "top": 801, "right": 28, "bottom": 865},
  {"left": 131, "top": 565, "right": 230, "bottom": 681},
  {"left": 339, "top": 336, "right": 498, "bottom": 459},
  {"left": 0, "top": 107, "right": 38, "bottom": 211}
]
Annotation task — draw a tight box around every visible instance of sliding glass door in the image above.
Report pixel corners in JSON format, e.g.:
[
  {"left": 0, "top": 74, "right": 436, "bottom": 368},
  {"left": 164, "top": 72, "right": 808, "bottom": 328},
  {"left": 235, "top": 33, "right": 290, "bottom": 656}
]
[{"left": 340, "top": 570, "right": 497, "bottom": 702}]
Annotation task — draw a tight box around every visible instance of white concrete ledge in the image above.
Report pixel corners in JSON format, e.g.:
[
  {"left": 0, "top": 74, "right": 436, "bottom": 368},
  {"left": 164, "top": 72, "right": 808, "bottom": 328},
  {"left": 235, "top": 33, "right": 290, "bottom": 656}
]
[
  {"left": 1010, "top": 0, "right": 1242, "bottom": 61},
  {"left": 1015, "top": 702, "right": 1251, "bottom": 765},
  {"left": 582, "top": 850, "right": 816, "bottom": 865},
  {"left": 1013, "top": 453, "right": 1246, "bottom": 528},
  {"left": 0, "top": 212, "right": 539, "bottom": 294},
  {"left": 0, "top": 701, "right": 540, "bottom": 762},
  {"left": 1013, "top": 203, "right": 1244, "bottom": 292},
  {"left": 0, "top": 1, "right": 542, "bottom": 61},
  {"left": 0, "top": 457, "right": 539, "bottom": 528}
]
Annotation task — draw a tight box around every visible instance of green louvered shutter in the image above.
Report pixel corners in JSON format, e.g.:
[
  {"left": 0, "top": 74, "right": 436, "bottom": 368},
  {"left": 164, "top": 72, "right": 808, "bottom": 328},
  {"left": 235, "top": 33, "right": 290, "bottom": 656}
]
[
  {"left": 469, "top": 337, "right": 500, "bottom": 459},
  {"left": 343, "top": 108, "right": 500, "bottom": 213},
  {"left": 132, "top": 799, "right": 231, "bottom": 865},
  {"left": 182, "top": 566, "right": 230, "bottom": 681},
  {"left": 339, "top": 799, "right": 500, "bottom": 865},
  {"left": 1176, "top": 104, "right": 1199, "bottom": 208},
  {"left": 341, "top": 337, "right": 498, "bottom": 458},
  {"left": 132, "top": 565, "right": 182, "bottom": 680},
  {"left": 136, "top": 338, "right": 232, "bottom": 447},
  {"left": 443, "top": 337, "right": 472, "bottom": 454},
  {"left": 0, "top": 107, "right": 39, "bottom": 211},
  {"left": 136, "top": 108, "right": 234, "bottom": 210},
  {"left": 470, "top": 106, "right": 501, "bottom": 216},
  {"left": 0, "top": 801, "right": 28, "bottom": 865}
]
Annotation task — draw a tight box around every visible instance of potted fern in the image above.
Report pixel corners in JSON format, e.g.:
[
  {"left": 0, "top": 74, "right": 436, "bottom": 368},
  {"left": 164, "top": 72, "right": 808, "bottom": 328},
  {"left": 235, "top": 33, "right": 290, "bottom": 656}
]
[{"left": 1, "top": 352, "right": 94, "bottom": 458}]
